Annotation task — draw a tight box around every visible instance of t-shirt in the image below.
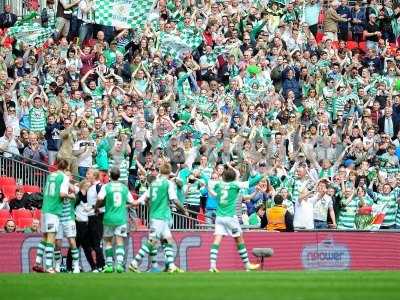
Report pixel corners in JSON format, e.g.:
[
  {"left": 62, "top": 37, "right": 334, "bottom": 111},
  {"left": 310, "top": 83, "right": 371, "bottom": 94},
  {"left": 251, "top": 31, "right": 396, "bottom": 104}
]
[
  {"left": 213, "top": 181, "right": 249, "bottom": 217},
  {"left": 145, "top": 176, "right": 177, "bottom": 221},
  {"left": 309, "top": 194, "right": 333, "bottom": 221},
  {"left": 98, "top": 181, "right": 133, "bottom": 226},
  {"left": 72, "top": 139, "right": 95, "bottom": 168},
  {"left": 42, "top": 171, "right": 70, "bottom": 216},
  {"left": 365, "top": 22, "right": 379, "bottom": 42},
  {"left": 29, "top": 107, "right": 47, "bottom": 133}
]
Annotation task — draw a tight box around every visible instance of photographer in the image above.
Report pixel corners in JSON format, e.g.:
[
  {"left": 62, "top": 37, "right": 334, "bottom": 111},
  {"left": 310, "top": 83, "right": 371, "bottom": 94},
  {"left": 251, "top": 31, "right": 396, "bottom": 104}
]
[{"left": 73, "top": 127, "right": 96, "bottom": 178}]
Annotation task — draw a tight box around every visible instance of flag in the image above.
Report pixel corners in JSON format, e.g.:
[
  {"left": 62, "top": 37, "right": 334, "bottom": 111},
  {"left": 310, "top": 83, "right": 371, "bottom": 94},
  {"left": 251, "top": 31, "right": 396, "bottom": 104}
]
[
  {"left": 94, "top": 0, "right": 155, "bottom": 29},
  {"left": 159, "top": 27, "right": 203, "bottom": 62},
  {"left": 354, "top": 203, "right": 386, "bottom": 231},
  {"left": 7, "top": 23, "right": 53, "bottom": 47}
]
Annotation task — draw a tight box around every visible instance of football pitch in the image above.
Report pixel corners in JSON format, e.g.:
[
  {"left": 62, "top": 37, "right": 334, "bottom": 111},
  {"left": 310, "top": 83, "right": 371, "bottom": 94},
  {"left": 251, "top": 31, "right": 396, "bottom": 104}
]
[{"left": 0, "top": 271, "right": 399, "bottom": 300}]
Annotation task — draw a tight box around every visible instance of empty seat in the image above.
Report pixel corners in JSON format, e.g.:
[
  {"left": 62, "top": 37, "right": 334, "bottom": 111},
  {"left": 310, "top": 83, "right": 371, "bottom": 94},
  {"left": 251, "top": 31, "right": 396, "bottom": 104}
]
[
  {"left": 0, "top": 217, "right": 10, "bottom": 229},
  {"left": 0, "top": 209, "right": 11, "bottom": 219},
  {"left": 16, "top": 217, "right": 33, "bottom": 229},
  {"left": 11, "top": 209, "right": 32, "bottom": 220},
  {"left": 0, "top": 176, "right": 16, "bottom": 186},
  {"left": 2, "top": 185, "right": 16, "bottom": 199},
  {"left": 22, "top": 185, "right": 41, "bottom": 194},
  {"left": 32, "top": 209, "right": 41, "bottom": 220}
]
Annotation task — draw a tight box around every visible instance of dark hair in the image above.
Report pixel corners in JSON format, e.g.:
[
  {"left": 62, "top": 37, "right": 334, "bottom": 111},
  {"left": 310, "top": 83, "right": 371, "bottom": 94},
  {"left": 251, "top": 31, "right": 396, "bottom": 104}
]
[
  {"left": 110, "top": 167, "right": 121, "bottom": 181},
  {"left": 274, "top": 194, "right": 284, "bottom": 205},
  {"left": 222, "top": 167, "right": 236, "bottom": 182},
  {"left": 57, "top": 159, "right": 69, "bottom": 171}
]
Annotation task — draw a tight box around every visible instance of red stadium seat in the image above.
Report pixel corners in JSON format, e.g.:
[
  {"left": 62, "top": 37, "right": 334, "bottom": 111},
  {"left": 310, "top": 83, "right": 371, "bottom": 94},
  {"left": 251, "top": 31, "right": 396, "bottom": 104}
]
[
  {"left": 22, "top": 185, "right": 41, "bottom": 194},
  {"left": 0, "top": 217, "right": 10, "bottom": 229},
  {"left": 197, "top": 208, "right": 205, "bottom": 224},
  {"left": 32, "top": 209, "right": 41, "bottom": 220},
  {"left": 346, "top": 41, "right": 358, "bottom": 50},
  {"left": 16, "top": 217, "right": 33, "bottom": 229},
  {"left": 358, "top": 41, "right": 367, "bottom": 52},
  {"left": 0, "top": 176, "right": 16, "bottom": 186},
  {"left": 0, "top": 209, "right": 11, "bottom": 219},
  {"left": 11, "top": 209, "right": 32, "bottom": 220},
  {"left": 2, "top": 185, "right": 16, "bottom": 199}
]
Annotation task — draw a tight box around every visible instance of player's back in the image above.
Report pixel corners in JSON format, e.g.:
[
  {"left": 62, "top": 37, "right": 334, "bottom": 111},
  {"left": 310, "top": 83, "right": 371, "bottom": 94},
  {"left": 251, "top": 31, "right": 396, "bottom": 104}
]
[
  {"left": 214, "top": 181, "right": 248, "bottom": 217},
  {"left": 42, "top": 171, "right": 67, "bottom": 216},
  {"left": 103, "top": 181, "right": 129, "bottom": 226},
  {"left": 149, "top": 177, "right": 171, "bottom": 221}
]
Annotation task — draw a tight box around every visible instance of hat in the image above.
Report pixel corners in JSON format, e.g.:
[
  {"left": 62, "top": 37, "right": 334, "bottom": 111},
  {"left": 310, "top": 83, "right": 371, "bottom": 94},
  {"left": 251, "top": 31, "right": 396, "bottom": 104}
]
[{"left": 344, "top": 159, "right": 355, "bottom": 168}]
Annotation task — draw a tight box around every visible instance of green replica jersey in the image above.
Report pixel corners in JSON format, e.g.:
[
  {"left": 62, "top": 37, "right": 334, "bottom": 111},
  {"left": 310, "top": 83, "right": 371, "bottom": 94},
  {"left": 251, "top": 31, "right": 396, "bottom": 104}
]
[
  {"left": 214, "top": 181, "right": 249, "bottom": 217},
  {"left": 148, "top": 177, "right": 175, "bottom": 221},
  {"left": 103, "top": 182, "right": 131, "bottom": 226},
  {"left": 42, "top": 171, "right": 69, "bottom": 216}
]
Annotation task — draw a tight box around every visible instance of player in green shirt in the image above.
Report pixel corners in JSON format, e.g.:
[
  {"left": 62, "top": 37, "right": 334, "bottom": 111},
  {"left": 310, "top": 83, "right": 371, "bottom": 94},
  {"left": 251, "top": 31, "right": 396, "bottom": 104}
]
[
  {"left": 33, "top": 159, "right": 75, "bottom": 273},
  {"left": 129, "top": 162, "right": 188, "bottom": 273},
  {"left": 54, "top": 175, "right": 81, "bottom": 273},
  {"left": 207, "top": 164, "right": 263, "bottom": 272},
  {"left": 95, "top": 167, "right": 134, "bottom": 273}
]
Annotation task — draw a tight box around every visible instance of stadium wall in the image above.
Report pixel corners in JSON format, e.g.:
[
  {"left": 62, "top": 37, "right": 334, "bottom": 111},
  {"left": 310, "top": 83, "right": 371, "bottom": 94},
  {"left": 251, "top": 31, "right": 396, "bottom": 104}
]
[{"left": 0, "top": 231, "right": 399, "bottom": 272}]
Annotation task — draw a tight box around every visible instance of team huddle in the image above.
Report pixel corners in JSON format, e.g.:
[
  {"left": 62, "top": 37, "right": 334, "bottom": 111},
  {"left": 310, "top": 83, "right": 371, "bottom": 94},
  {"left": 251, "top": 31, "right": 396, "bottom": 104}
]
[{"left": 32, "top": 159, "right": 262, "bottom": 273}]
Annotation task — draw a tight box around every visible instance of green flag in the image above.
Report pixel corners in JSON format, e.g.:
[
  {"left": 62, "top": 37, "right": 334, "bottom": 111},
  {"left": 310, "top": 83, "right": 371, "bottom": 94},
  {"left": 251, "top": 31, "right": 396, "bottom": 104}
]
[{"left": 94, "top": 0, "right": 155, "bottom": 29}]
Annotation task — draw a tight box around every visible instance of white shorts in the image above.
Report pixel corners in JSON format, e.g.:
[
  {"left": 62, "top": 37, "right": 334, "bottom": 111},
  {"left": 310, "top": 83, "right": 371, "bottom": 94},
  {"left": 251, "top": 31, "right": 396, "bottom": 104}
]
[
  {"left": 149, "top": 219, "right": 172, "bottom": 241},
  {"left": 104, "top": 224, "right": 128, "bottom": 238},
  {"left": 41, "top": 213, "right": 60, "bottom": 233},
  {"left": 56, "top": 220, "right": 77, "bottom": 239},
  {"left": 214, "top": 216, "right": 242, "bottom": 237}
]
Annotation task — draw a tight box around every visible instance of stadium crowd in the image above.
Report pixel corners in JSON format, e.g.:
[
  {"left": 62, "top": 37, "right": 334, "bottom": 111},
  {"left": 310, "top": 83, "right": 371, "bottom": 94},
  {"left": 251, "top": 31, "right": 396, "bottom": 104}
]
[{"left": 1, "top": 0, "right": 400, "bottom": 236}]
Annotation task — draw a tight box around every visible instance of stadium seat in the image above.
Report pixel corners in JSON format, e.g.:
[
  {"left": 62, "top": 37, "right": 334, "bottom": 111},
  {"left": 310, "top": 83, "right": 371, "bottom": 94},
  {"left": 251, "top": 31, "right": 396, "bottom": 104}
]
[
  {"left": 32, "top": 209, "right": 41, "bottom": 220},
  {"left": 22, "top": 185, "right": 41, "bottom": 194},
  {"left": 346, "top": 41, "right": 358, "bottom": 50},
  {"left": 16, "top": 217, "right": 33, "bottom": 229},
  {"left": 197, "top": 208, "right": 205, "bottom": 224},
  {"left": 358, "top": 41, "right": 367, "bottom": 53},
  {"left": 0, "top": 217, "right": 10, "bottom": 229},
  {"left": 11, "top": 209, "right": 32, "bottom": 220},
  {"left": 2, "top": 185, "right": 16, "bottom": 199},
  {"left": 0, "top": 176, "right": 16, "bottom": 186},
  {"left": 0, "top": 209, "right": 11, "bottom": 219}
]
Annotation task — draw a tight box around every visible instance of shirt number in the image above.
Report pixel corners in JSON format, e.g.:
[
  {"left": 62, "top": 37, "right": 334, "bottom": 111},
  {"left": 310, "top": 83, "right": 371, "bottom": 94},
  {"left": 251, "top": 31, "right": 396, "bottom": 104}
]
[{"left": 113, "top": 192, "right": 122, "bottom": 207}]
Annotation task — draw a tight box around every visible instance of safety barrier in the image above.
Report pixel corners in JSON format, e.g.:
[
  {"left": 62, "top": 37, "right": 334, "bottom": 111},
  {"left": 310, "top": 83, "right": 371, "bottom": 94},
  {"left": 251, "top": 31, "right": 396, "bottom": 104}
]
[
  {"left": 0, "top": 153, "right": 49, "bottom": 188},
  {"left": 1, "top": 231, "right": 399, "bottom": 272}
]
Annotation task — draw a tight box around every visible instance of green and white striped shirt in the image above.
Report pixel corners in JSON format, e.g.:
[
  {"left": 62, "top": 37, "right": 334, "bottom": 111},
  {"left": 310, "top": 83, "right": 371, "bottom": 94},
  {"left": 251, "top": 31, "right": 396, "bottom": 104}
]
[
  {"left": 29, "top": 107, "right": 47, "bottom": 133},
  {"left": 60, "top": 199, "right": 75, "bottom": 223},
  {"left": 369, "top": 188, "right": 399, "bottom": 227},
  {"left": 109, "top": 156, "right": 129, "bottom": 184}
]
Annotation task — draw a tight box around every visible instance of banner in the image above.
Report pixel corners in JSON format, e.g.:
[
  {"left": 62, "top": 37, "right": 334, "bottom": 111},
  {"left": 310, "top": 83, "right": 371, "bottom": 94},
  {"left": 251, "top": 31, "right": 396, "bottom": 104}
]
[
  {"left": 7, "top": 23, "right": 53, "bottom": 47},
  {"left": 94, "top": 0, "right": 154, "bottom": 29},
  {"left": 1, "top": 231, "right": 400, "bottom": 273}
]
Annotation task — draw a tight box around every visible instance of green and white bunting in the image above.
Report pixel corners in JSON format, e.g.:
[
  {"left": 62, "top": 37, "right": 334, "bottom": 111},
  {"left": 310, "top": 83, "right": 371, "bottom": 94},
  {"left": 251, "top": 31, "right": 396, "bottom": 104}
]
[
  {"left": 94, "top": 0, "right": 155, "bottom": 29},
  {"left": 8, "top": 23, "right": 53, "bottom": 47}
]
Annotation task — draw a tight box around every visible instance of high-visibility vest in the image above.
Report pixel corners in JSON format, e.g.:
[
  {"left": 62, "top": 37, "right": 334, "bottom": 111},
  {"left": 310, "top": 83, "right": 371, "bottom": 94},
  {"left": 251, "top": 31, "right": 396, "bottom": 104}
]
[{"left": 266, "top": 205, "right": 287, "bottom": 231}]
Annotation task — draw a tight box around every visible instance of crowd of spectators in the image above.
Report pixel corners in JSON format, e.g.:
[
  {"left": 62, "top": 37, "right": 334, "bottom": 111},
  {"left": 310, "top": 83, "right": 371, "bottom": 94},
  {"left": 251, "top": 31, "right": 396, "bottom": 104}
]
[{"left": 1, "top": 0, "right": 400, "bottom": 231}]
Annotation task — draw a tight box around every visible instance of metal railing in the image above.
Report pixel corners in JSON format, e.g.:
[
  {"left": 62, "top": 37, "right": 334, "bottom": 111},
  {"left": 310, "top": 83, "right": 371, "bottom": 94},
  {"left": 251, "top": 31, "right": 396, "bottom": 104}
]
[
  {"left": 135, "top": 203, "right": 207, "bottom": 230},
  {"left": 0, "top": 152, "right": 49, "bottom": 188}
]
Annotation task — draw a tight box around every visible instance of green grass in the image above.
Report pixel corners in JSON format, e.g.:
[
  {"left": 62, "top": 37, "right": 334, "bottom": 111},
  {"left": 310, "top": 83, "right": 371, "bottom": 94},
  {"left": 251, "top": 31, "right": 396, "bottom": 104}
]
[{"left": 0, "top": 271, "right": 399, "bottom": 300}]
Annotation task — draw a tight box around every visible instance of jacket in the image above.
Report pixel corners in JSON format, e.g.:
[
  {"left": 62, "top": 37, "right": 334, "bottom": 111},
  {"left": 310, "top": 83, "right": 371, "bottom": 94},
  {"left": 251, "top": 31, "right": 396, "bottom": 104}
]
[{"left": 324, "top": 8, "right": 348, "bottom": 33}]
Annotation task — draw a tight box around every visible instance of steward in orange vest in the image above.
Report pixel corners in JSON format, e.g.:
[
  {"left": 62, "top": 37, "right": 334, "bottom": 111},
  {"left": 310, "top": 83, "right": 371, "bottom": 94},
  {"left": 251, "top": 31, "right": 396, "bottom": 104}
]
[{"left": 266, "top": 195, "right": 294, "bottom": 232}]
